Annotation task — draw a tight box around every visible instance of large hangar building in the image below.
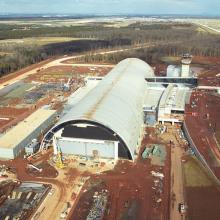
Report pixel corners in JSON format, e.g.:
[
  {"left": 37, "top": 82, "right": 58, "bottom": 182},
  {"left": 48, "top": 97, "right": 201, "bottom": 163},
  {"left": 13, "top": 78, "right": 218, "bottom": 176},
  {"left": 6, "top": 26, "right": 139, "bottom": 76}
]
[{"left": 42, "top": 58, "right": 154, "bottom": 160}]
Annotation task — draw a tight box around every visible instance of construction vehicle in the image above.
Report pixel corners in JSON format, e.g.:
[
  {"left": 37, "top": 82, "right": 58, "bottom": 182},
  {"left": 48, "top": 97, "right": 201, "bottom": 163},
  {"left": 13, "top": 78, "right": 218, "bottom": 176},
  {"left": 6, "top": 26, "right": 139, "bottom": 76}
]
[
  {"left": 178, "top": 202, "right": 187, "bottom": 214},
  {"left": 49, "top": 188, "right": 55, "bottom": 196},
  {"left": 63, "top": 77, "right": 72, "bottom": 91},
  {"left": 56, "top": 147, "right": 65, "bottom": 169},
  {"left": 60, "top": 202, "right": 70, "bottom": 219},
  {"left": 27, "top": 164, "right": 43, "bottom": 172}
]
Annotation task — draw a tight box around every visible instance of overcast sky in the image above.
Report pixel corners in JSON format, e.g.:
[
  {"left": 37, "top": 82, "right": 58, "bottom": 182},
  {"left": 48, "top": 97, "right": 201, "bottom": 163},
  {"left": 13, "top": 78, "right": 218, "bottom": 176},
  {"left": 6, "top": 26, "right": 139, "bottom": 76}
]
[{"left": 0, "top": 0, "right": 219, "bottom": 15}]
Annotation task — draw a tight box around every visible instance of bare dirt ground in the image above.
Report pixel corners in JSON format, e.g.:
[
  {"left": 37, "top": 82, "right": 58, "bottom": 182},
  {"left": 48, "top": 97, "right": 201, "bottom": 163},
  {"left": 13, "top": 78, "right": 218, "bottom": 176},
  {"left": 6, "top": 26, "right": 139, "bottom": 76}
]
[
  {"left": 186, "top": 187, "right": 220, "bottom": 220},
  {"left": 69, "top": 127, "right": 171, "bottom": 220},
  {"left": 160, "top": 125, "right": 186, "bottom": 220},
  {"left": 0, "top": 150, "right": 84, "bottom": 220},
  {"left": 0, "top": 52, "right": 117, "bottom": 219},
  {"left": 183, "top": 156, "right": 220, "bottom": 220},
  {"left": 185, "top": 90, "right": 220, "bottom": 179},
  {"left": 184, "top": 75, "right": 220, "bottom": 219},
  {"left": 198, "top": 66, "right": 220, "bottom": 86},
  {"left": 27, "top": 65, "right": 112, "bottom": 83},
  {"left": 192, "top": 56, "right": 220, "bottom": 66},
  {"left": 0, "top": 107, "right": 31, "bottom": 133},
  {"left": 70, "top": 160, "right": 155, "bottom": 220},
  {"left": 1, "top": 48, "right": 220, "bottom": 220}
]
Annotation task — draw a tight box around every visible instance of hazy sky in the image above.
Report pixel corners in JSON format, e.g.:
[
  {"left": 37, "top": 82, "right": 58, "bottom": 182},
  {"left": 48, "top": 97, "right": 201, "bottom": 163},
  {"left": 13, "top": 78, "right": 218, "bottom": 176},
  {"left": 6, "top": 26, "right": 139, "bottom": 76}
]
[{"left": 0, "top": 0, "right": 219, "bottom": 15}]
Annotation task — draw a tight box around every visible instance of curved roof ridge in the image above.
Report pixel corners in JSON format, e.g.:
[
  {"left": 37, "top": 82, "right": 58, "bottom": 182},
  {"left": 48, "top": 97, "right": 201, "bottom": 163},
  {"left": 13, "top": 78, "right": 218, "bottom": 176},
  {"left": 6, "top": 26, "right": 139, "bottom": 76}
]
[{"left": 46, "top": 58, "right": 154, "bottom": 160}]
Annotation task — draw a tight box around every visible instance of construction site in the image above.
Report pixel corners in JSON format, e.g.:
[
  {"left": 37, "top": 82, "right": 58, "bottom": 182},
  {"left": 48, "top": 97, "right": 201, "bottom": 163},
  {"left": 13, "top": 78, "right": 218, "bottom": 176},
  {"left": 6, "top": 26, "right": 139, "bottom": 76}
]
[
  {"left": 0, "top": 51, "right": 220, "bottom": 220},
  {"left": 69, "top": 125, "right": 171, "bottom": 220},
  {"left": 0, "top": 62, "right": 111, "bottom": 135}
]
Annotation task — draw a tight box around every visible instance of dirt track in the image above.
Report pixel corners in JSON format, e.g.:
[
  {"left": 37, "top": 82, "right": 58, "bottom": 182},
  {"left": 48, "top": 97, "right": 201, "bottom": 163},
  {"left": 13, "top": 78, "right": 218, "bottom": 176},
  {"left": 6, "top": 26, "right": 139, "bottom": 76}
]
[{"left": 167, "top": 127, "right": 186, "bottom": 220}]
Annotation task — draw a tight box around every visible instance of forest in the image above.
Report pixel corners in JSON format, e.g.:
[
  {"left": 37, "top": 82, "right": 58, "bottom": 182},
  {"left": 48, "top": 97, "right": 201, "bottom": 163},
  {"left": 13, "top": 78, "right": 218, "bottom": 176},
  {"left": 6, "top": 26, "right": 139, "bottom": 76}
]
[{"left": 0, "top": 21, "right": 220, "bottom": 76}]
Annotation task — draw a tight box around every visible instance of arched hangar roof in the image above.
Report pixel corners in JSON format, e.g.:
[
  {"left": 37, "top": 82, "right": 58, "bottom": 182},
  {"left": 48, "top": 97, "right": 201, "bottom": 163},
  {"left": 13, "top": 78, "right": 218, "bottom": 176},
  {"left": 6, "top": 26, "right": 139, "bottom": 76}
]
[{"left": 49, "top": 58, "right": 154, "bottom": 160}]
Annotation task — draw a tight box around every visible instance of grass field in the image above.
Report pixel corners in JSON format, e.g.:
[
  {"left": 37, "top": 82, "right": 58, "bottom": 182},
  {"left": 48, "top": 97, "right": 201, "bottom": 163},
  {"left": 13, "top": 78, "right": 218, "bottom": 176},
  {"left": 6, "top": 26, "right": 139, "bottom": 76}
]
[
  {"left": 191, "top": 19, "right": 220, "bottom": 33},
  {"left": 183, "top": 156, "right": 213, "bottom": 187}
]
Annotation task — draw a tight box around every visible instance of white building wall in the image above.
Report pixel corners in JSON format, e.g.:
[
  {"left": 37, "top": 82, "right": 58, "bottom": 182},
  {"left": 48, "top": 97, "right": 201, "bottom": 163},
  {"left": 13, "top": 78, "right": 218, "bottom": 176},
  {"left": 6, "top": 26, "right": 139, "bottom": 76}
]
[
  {"left": 0, "top": 111, "right": 57, "bottom": 159},
  {"left": 0, "top": 148, "right": 14, "bottom": 160},
  {"left": 181, "top": 64, "right": 190, "bottom": 77},
  {"left": 57, "top": 137, "right": 117, "bottom": 159}
]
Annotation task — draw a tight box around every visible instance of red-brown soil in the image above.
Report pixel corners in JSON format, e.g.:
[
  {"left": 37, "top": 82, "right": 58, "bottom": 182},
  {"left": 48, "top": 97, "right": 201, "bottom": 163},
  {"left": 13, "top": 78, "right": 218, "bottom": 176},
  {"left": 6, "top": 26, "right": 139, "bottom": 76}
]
[
  {"left": 186, "top": 187, "right": 220, "bottom": 220},
  {"left": 0, "top": 58, "right": 56, "bottom": 84},
  {"left": 198, "top": 66, "right": 220, "bottom": 86},
  {"left": 27, "top": 65, "right": 112, "bottom": 82},
  {"left": 27, "top": 161, "right": 58, "bottom": 178},
  {"left": 69, "top": 128, "right": 171, "bottom": 220},
  {"left": 0, "top": 107, "right": 30, "bottom": 133},
  {"left": 192, "top": 56, "right": 220, "bottom": 66},
  {"left": 185, "top": 90, "right": 220, "bottom": 179}
]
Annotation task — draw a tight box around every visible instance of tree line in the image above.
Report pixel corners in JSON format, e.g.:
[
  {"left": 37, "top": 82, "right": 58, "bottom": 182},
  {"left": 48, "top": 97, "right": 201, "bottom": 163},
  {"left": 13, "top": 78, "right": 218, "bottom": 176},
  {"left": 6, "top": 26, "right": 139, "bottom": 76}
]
[{"left": 1, "top": 22, "right": 220, "bottom": 77}]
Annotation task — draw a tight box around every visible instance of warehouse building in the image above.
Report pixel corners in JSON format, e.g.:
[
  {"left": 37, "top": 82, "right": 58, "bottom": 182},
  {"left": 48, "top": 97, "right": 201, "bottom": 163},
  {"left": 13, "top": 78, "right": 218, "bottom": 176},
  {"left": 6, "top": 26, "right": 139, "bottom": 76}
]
[
  {"left": 0, "top": 108, "right": 57, "bottom": 159},
  {"left": 42, "top": 58, "right": 154, "bottom": 160}
]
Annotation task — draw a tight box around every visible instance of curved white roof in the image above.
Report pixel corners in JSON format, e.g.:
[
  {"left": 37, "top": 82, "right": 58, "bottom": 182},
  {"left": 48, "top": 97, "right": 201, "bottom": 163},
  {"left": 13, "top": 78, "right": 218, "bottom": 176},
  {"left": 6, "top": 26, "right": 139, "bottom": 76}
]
[{"left": 50, "top": 58, "right": 154, "bottom": 159}]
